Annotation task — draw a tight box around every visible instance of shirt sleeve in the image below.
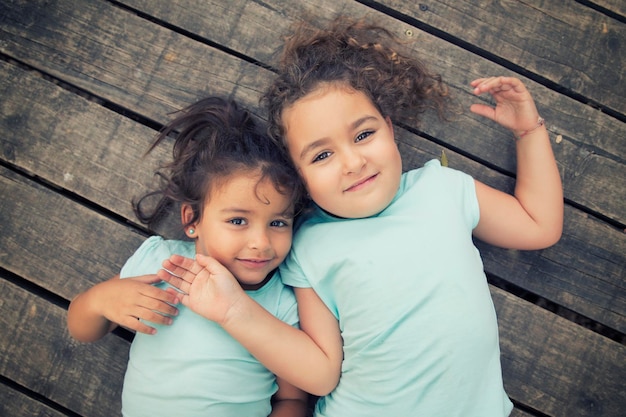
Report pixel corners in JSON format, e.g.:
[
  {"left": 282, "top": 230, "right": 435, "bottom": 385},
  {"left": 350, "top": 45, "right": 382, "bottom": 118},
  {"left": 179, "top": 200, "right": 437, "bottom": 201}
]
[
  {"left": 120, "top": 235, "right": 171, "bottom": 278},
  {"left": 279, "top": 249, "right": 312, "bottom": 289},
  {"left": 277, "top": 285, "right": 300, "bottom": 328},
  {"left": 424, "top": 159, "right": 479, "bottom": 231}
]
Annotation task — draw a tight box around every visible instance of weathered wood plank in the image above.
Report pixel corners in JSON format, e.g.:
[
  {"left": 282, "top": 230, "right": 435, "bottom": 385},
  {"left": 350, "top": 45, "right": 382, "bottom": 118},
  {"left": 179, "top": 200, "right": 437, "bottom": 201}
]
[
  {"left": 0, "top": 163, "right": 145, "bottom": 299},
  {"left": 0, "top": 277, "right": 128, "bottom": 417},
  {"left": 0, "top": 61, "right": 171, "bottom": 225},
  {"left": 0, "top": 383, "right": 70, "bottom": 417},
  {"left": 509, "top": 409, "right": 534, "bottom": 417},
  {"left": 373, "top": 0, "right": 626, "bottom": 115},
  {"left": 1, "top": 240, "right": 622, "bottom": 417},
  {"left": 591, "top": 0, "right": 626, "bottom": 17},
  {"left": 0, "top": 0, "right": 268, "bottom": 118},
  {"left": 1, "top": 81, "right": 625, "bottom": 416},
  {"left": 116, "top": 0, "right": 626, "bottom": 224},
  {"left": 0, "top": 54, "right": 626, "bottom": 331},
  {"left": 494, "top": 286, "right": 626, "bottom": 417},
  {"left": 0, "top": 1, "right": 624, "bottom": 416},
  {"left": 475, "top": 202, "right": 626, "bottom": 334},
  {"left": 1, "top": 46, "right": 624, "bottom": 332}
]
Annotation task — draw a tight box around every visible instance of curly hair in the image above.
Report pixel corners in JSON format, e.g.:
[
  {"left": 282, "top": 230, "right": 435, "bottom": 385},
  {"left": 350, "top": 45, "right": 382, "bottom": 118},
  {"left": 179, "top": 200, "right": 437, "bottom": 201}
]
[
  {"left": 134, "top": 97, "right": 306, "bottom": 230},
  {"left": 263, "top": 16, "right": 450, "bottom": 148}
]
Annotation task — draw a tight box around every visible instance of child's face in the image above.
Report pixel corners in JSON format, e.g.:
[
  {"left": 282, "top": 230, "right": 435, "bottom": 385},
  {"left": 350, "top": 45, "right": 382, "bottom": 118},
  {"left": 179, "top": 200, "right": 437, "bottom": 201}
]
[
  {"left": 282, "top": 85, "right": 402, "bottom": 218},
  {"left": 187, "top": 172, "right": 293, "bottom": 290}
]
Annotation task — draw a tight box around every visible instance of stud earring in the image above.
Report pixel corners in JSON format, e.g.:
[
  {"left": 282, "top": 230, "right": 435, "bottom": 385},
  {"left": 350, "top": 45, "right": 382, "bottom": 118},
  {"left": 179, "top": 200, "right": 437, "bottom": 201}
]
[{"left": 188, "top": 228, "right": 195, "bottom": 235}]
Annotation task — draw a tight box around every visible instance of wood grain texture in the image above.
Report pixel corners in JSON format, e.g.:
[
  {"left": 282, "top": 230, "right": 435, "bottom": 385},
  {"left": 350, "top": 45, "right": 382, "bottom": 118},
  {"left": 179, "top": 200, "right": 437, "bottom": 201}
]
[
  {"left": 373, "top": 0, "right": 626, "bottom": 115},
  {"left": 0, "top": 165, "right": 146, "bottom": 299},
  {"left": 494, "top": 286, "right": 626, "bottom": 416},
  {"left": 590, "top": 0, "right": 626, "bottom": 17},
  {"left": 0, "top": 278, "right": 128, "bottom": 417},
  {"left": 0, "top": 0, "right": 624, "bottom": 415},
  {"left": 2, "top": 56, "right": 623, "bottom": 333},
  {"left": 1, "top": 166, "right": 622, "bottom": 416},
  {"left": 0, "top": 383, "right": 70, "bottom": 417},
  {"left": 118, "top": 0, "right": 626, "bottom": 224}
]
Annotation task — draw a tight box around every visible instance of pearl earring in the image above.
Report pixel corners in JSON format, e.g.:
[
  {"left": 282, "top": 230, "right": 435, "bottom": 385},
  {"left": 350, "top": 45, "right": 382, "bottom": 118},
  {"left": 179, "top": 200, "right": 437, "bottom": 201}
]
[{"left": 188, "top": 228, "right": 195, "bottom": 235}]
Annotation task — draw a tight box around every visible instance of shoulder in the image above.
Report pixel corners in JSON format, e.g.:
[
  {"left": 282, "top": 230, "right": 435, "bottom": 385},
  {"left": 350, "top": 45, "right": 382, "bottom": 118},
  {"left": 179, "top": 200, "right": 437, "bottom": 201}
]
[
  {"left": 396, "top": 159, "right": 478, "bottom": 227},
  {"left": 120, "top": 236, "right": 195, "bottom": 278},
  {"left": 401, "top": 159, "right": 475, "bottom": 196}
]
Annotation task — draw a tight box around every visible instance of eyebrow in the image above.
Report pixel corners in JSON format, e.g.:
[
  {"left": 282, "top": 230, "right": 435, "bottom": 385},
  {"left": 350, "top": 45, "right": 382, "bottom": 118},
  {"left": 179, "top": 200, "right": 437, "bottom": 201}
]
[
  {"left": 221, "top": 207, "right": 294, "bottom": 218},
  {"left": 298, "top": 115, "right": 378, "bottom": 161},
  {"left": 221, "top": 208, "right": 251, "bottom": 214}
]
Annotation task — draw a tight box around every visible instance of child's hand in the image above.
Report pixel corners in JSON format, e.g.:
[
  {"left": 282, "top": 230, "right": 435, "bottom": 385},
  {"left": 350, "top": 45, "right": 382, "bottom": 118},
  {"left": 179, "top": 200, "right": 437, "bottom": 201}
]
[
  {"left": 470, "top": 77, "right": 541, "bottom": 135},
  {"left": 96, "top": 275, "right": 179, "bottom": 334},
  {"left": 158, "top": 254, "right": 246, "bottom": 326}
]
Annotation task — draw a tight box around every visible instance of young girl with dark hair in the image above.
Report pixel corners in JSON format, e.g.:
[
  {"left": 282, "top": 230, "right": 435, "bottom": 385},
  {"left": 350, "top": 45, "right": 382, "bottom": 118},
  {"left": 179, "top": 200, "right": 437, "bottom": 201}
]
[
  {"left": 161, "top": 17, "right": 563, "bottom": 417},
  {"left": 68, "top": 97, "right": 308, "bottom": 417}
]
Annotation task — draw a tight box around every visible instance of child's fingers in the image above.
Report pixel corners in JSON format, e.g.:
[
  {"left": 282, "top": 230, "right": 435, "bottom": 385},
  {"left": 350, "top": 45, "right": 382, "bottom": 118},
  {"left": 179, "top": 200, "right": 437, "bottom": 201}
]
[
  {"left": 161, "top": 258, "right": 202, "bottom": 279},
  {"left": 471, "top": 76, "right": 521, "bottom": 95},
  {"left": 128, "top": 274, "right": 162, "bottom": 285},
  {"left": 138, "top": 308, "right": 175, "bottom": 326},
  {"left": 165, "top": 287, "right": 184, "bottom": 301},
  {"left": 139, "top": 292, "right": 179, "bottom": 316},
  {"left": 157, "top": 268, "right": 191, "bottom": 293},
  {"left": 119, "top": 317, "right": 157, "bottom": 335},
  {"left": 469, "top": 103, "right": 496, "bottom": 121},
  {"left": 168, "top": 254, "right": 203, "bottom": 273},
  {"left": 470, "top": 77, "right": 491, "bottom": 87},
  {"left": 470, "top": 77, "right": 498, "bottom": 92}
]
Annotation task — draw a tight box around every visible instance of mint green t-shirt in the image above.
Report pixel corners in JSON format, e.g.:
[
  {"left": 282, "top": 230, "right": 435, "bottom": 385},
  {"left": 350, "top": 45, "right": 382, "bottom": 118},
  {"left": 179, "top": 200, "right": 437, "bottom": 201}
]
[
  {"left": 282, "top": 159, "right": 513, "bottom": 416},
  {"left": 120, "top": 236, "right": 299, "bottom": 417}
]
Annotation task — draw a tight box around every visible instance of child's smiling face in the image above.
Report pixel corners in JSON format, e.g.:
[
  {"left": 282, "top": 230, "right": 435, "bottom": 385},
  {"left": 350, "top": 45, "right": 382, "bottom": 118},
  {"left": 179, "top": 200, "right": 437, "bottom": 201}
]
[
  {"left": 185, "top": 170, "right": 294, "bottom": 290},
  {"left": 282, "top": 85, "right": 402, "bottom": 219}
]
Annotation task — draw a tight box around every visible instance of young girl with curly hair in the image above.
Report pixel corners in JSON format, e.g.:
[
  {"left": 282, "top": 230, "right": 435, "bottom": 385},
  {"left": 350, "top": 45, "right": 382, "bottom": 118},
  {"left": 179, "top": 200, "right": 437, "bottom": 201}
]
[{"left": 161, "top": 17, "right": 563, "bottom": 416}]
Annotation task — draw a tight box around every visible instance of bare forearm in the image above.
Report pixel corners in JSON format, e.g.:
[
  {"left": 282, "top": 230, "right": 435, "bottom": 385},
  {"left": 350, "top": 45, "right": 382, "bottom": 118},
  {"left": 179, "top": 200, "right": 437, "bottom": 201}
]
[
  {"left": 67, "top": 287, "right": 116, "bottom": 342},
  {"left": 222, "top": 296, "right": 339, "bottom": 396},
  {"left": 514, "top": 123, "right": 563, "bottom": 245}
]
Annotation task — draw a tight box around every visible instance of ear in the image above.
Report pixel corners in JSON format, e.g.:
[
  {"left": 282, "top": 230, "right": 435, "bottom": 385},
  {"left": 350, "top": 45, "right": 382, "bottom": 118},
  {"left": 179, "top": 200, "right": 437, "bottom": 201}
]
[{"left": 181, "top": 204, "right": 197, "bottom": 239}]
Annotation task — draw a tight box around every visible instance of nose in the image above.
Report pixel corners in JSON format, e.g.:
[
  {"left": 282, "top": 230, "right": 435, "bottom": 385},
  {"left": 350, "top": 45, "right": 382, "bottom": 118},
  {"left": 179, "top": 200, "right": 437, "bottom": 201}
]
[
  {"left": 248, "top": 226, "right": 271, "bottom": 251},
  {"left": 341, "top": 147, "right": 366, "bottom": 175}
]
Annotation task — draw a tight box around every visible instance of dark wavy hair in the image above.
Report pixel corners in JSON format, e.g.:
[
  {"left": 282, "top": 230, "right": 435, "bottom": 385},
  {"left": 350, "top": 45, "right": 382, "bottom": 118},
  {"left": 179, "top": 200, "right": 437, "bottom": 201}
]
[
  {"left": 263, "top": 16, "right": 450, "bottom": 148},
  {"left": 134, "top": 97, "right": 306, "bottom": 230}
]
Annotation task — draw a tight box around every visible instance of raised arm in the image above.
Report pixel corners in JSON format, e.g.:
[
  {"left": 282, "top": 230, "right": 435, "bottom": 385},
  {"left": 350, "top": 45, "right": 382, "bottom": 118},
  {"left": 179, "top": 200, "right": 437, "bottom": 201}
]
[
  {"left": 159, "top": 254, "right": 343, "bottom": 396},
  {"left": 469, "top": 76, "right": 563, "bottom": 250},
  {"left": 67, "top": 274, "right": 179, "bottom": 342}
]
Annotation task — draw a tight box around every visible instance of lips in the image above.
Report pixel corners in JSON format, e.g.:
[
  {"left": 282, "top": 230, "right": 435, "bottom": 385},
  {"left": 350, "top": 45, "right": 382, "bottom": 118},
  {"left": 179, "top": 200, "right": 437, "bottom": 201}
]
[
  {"left": 238, "top": 258, "right": 273, "bottom": 269},
  {"left": 344, "top": 173, "right": 378, "bottom": 192}
]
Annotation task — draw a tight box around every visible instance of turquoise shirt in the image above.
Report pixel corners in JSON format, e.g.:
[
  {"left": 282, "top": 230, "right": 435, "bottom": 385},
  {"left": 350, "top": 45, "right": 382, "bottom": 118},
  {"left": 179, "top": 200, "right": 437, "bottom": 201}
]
[
  {"left": 120, "top": 236, "right": 299, "bottom": 417},
  {"left": 282, "top": 159, "right": 513, "bottom": 416}
]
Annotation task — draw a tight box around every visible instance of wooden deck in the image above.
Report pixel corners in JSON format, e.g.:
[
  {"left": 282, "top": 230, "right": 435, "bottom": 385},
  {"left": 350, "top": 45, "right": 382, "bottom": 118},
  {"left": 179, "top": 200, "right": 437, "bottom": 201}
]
[{"left": 0, "top": 1, "right": 624, "bottom": 416}]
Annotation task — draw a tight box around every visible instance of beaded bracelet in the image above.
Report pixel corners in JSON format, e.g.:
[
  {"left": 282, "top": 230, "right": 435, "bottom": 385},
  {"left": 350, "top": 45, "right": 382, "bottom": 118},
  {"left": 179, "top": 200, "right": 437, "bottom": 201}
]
[{"left": 514, "top": 116, "right": 545, "bottom": 140}]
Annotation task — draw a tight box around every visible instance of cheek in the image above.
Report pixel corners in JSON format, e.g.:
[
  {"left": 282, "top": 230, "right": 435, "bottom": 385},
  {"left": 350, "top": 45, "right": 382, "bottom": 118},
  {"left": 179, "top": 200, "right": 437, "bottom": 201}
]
[
  {"left": 272, "top": 233, "right": 293, "bottom": 262},
  {"left": 302, "top": 176, "right": 330, "bottom": 206}
]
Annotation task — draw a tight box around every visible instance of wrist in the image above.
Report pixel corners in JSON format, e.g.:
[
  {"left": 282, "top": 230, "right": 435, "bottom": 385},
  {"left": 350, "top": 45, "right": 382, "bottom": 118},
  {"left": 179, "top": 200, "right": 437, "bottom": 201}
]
[
  {"left": 220, "top": 292, "right": 254, "bottom": 329},
  {"left": 513, "top": 116, "right": 545, "bottom": 140}
]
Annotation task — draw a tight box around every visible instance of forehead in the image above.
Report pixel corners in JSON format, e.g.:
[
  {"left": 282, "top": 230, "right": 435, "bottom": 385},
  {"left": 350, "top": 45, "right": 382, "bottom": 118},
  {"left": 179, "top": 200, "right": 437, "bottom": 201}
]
[
  {"left": 286, "top": 85, "right": 377, "bottom": 124},
  {"left": 282, "top": 85, "right": 382, "bottom": 148},
  {"left": 208, "top": 170, "right": 292, "bottom": 210}
]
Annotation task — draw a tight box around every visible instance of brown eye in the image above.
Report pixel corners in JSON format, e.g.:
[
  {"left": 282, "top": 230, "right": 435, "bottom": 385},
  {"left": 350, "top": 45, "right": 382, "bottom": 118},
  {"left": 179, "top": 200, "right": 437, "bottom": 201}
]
[
  {"left": 355, "top": 130, "right": 374, "bottom": 142},
  {"left": 313, "top": 151, "right": 332, "bottom": 163}
]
